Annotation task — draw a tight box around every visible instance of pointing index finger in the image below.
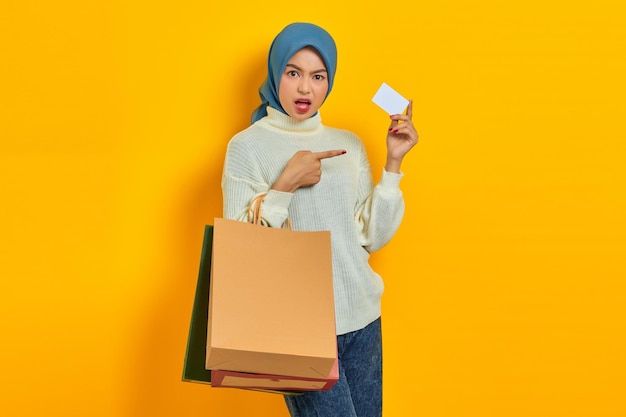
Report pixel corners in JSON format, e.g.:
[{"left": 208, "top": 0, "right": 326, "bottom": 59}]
[{"left": 314, "top": 149, "right": 347, "bottom": 160}]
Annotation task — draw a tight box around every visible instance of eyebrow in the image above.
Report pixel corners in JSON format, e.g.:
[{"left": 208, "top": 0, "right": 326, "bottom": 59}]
[{"left": 285, "top": 63, "right": 327, "bottom": 74}]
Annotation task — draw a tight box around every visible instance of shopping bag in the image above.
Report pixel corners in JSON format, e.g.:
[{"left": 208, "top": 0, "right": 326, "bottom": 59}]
[
  {"left": 181, "top": 224, "right": 304, "bottom": 395},
  {"left": 206, "top": 204, "right": 337, "bottom": 380},
  {"left": 211, "top": 357, "right": 339, "bottom": 391},
  {"left": 182, "top": 225, "right": 214, "bottom": 385}
]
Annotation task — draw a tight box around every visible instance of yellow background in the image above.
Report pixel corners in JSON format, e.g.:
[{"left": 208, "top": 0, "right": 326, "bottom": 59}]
[{"left": 1, "top": 1, "right": 625, "bottom": 416}]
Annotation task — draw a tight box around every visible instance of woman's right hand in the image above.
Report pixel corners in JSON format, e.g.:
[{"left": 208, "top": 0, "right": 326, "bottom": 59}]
[{"left": 271, "top": 149, "right": 346, "bottom": 193}]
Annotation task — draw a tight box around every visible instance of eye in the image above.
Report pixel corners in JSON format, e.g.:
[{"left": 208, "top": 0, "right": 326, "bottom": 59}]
[
  {"left": 287, "top": 70, "right": 299, "bottom": 77},
  {"left": 314, "top": 74, "right": 326, "bottom": 81}
]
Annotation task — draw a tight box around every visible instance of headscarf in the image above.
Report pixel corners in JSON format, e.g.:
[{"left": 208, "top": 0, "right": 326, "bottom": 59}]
[{"left": 250, "top": 22, "right": 337, "bottom": 124}]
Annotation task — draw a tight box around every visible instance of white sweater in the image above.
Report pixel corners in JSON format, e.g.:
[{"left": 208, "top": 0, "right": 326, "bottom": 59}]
[{"left": 222, "top": 107, "right": 405, "bottom": 335}]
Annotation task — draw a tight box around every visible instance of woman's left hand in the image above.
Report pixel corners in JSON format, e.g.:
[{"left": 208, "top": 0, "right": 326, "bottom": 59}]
[{"left": 385, "top": 100, "right": 419, "bottom": 173}]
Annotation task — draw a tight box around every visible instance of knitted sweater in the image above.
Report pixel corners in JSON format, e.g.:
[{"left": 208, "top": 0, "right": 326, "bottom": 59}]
[{"left": 222, "top": 106, "right": 405, "bottom": 335}]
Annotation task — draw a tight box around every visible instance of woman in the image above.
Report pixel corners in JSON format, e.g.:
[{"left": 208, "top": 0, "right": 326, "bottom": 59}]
[{"left": 221, "top": 22, "right": 418, "bottom": 417}]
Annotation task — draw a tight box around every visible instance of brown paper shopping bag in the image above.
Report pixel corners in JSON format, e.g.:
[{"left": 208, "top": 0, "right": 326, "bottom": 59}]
[
  {"left": 206, "top": 211, "right": 337, "bottom": 380},
  {"left": 181, "top": 223, "right": 304, "bottom": 395}
]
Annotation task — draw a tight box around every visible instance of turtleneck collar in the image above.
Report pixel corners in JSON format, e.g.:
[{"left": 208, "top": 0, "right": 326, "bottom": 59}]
[{"left": 257, "top": 106, "right": 323, "bottom": 134}]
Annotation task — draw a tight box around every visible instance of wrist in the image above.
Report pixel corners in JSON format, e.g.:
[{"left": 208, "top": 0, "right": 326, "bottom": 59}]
[
  {"left": 271, "top": 177, "right": 298, "bottom": 193},
  {"left": 385, "top": 156, "right": 403, "bottom": 173}
]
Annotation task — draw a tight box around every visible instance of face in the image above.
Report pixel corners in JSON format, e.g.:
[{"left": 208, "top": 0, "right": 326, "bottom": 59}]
[{"left": 278, "top": 47, "right": 329, "bottom": 121}]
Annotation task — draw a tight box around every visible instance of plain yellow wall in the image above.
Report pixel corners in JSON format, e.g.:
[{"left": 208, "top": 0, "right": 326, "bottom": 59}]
[{"left": 1, "top": 1, "right": 625, "bottom": 416}]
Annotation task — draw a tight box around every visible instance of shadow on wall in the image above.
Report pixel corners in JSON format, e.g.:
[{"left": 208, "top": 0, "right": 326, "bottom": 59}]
[{"left": 123, "top": 52, "right": 291, "bottom": 416}]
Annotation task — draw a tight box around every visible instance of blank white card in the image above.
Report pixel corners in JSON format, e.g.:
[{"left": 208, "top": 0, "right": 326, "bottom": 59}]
[{"left": 371, "top": 82, "right": 409, "bottom": 115}]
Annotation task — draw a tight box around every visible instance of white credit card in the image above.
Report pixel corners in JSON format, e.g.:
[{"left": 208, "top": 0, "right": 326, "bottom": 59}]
[{"left": 372, "top": 82, "right": 409, "bottom": 115}]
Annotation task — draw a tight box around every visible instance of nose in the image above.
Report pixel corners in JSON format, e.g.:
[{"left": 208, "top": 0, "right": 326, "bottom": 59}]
[{"left": 297, "top": 77, "right": 311, "bottom": 94}]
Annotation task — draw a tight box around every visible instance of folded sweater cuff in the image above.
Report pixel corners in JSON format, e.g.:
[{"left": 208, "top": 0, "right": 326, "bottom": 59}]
[
  {"left": 264, "top": 189, "right": 294, "bottom": 208},
  {"left": 379, "top": 168, "right": 404, "bottom": 190}
]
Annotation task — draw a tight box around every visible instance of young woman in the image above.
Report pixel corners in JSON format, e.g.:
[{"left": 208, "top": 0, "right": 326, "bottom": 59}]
[{"left": 221, "top": 22, "right": 418, "bottom": 417}]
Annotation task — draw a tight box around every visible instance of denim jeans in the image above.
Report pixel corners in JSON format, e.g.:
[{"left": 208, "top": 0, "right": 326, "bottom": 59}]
[{"left": 284, "top": 318, "right": 382, "bottom": 417}]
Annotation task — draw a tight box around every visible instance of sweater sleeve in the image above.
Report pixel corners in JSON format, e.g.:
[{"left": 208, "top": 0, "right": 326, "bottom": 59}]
[
  {"left": 354, "top": 144, "right": 405, "bottom": 252},
  {"left": 221, "top": 137, "right": 293, "bottom": 227}
]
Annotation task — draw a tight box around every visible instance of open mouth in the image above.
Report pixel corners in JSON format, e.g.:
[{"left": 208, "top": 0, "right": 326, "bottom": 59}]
[{"left": 294, "top": 99, "right": 312, "bottom": 113}]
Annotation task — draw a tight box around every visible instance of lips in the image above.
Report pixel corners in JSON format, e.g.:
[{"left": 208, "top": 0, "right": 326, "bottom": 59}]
[{"left": 294, "top": 99, "right": 312, "bottom": 113}]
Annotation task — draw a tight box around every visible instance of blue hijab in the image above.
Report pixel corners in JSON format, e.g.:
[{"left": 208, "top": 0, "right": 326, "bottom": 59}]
[{"left": 251, "top": 22, "right": 337, "bottom": 124}]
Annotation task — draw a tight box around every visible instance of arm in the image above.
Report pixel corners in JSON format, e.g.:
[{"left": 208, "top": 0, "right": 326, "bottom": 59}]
[
  {"left": 354, "top": 153, "right": 405, "bottom": 252},
  {"left": 355, "top": 101, "right": 419, "bottom": 251},
  {"left": 223, "top": 139, "right": 346, "bottom": 227},
  {"left": 222, "top": 139, "right": 293, "bottom": 227}
]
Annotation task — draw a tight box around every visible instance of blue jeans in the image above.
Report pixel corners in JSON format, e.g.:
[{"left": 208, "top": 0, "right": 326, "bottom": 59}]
[{"left": 284, "top": 318, "right": 382, "bottom": 417}]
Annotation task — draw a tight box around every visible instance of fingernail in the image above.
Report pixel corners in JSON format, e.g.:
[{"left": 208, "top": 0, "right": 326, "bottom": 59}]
[
  {"left": 392, "top": 129, "right": 398, "bottom": 133},
  {"left": 388, "top": 128, "right": 393, "bottom": 131},
  {"left": 341, "top": 150, "right": 347, "bottom": 154}
]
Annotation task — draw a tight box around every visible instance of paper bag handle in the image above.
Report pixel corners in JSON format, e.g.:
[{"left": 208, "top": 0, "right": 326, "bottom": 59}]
[{"left": 247, "top": 193, "right": 291, "bottom": 230}]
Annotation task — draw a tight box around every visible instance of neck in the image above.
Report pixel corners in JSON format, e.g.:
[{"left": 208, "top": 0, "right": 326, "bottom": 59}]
[{"left": 260, "top": 106, "right": 322, "bottom": 133}]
